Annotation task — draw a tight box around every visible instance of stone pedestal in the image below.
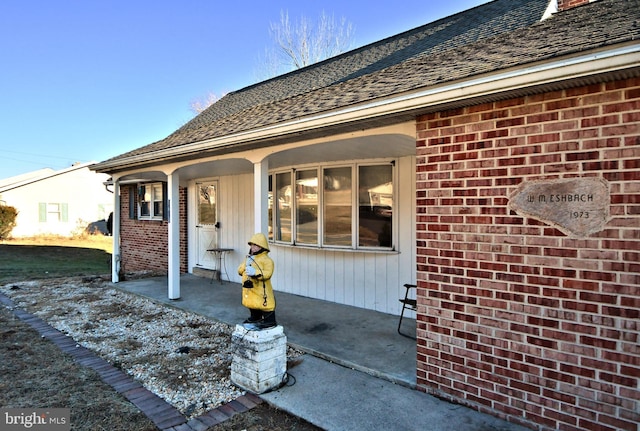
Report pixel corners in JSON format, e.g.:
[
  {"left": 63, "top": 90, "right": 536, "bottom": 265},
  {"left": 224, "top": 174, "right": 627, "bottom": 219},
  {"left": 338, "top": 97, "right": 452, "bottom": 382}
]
[{"left": 230, "top": 324, "right": 287, "bottom": 394}]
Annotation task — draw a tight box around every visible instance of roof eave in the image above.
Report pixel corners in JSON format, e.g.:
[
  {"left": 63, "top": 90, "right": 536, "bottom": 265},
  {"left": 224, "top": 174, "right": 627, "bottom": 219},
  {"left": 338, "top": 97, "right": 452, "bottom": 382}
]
[
  {"left": 92, "top": 42, "right": 640, "bottom": 174},
  {"left": 1, "top": 161, "right": 99, "bottom": 193}
]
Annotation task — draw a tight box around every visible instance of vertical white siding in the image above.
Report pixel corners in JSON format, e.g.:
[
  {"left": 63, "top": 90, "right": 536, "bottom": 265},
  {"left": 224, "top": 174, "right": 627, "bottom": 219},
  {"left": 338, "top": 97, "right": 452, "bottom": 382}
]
[
  {"left": 195, "top": 156, "right": 416, "bottom": 316},
  {"left": 217, "top": 173, "right": 254, "bottom": 282}
]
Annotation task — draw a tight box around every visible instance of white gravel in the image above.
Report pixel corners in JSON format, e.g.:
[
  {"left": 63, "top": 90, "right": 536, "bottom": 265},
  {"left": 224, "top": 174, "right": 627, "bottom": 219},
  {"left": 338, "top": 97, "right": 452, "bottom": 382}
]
[{"left": 1, "top": 276, "right": 282, "bottom": 419}]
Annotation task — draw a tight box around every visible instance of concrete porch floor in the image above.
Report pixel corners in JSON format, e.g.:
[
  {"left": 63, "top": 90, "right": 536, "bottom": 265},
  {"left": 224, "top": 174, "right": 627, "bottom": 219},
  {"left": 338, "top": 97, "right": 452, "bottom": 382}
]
[{"left": 115, "top": 273, "right": 417, "bottom": 387}]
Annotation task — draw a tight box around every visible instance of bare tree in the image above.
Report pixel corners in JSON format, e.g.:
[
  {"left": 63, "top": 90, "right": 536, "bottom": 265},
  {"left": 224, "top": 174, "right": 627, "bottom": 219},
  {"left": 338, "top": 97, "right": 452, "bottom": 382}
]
[
  {"left": 255, "top": 10, "right": 355, "bottom": 80},
  {"left": 191, "top": 11, "right": 355, "bottom": 113},
  {"left": 189, "top": 92, "right": 222, "bottom": 114}
]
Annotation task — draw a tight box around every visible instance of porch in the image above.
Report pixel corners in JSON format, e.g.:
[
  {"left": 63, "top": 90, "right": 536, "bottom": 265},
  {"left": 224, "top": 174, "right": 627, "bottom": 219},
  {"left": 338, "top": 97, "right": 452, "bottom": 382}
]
[{"left": 115, "top": 273, "right": 417, "bottom": 387}]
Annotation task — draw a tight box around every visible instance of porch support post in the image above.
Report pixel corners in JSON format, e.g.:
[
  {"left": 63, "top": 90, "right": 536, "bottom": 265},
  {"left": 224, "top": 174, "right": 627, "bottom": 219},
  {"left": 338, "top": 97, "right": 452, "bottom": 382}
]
[
  {"left": 111, "top": 177, "right": 121, "bottom": 283},
  {"left": 253, "top": 158, "right": 269, "bottom": 235},
  {"left": 168, "top": 171, "right": 181, "bottom": 299}
]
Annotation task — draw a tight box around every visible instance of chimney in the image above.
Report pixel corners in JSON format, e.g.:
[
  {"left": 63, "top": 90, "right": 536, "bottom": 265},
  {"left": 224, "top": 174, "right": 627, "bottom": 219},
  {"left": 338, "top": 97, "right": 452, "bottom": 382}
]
[{"left": 557, "top": 0, "right": 597, "bottom": 11}]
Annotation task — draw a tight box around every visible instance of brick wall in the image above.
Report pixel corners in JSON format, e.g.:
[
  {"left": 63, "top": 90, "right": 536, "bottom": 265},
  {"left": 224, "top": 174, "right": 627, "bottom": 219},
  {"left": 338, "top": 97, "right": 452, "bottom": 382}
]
[
  {"left": 119, "top": 185, "right": 188, "bottom": 274},
  {"left": 558, "top": 0, "right": 593, "bottom": 11},
  {"left": 415, "top": 77, "right": 639, "bottom": 431}
]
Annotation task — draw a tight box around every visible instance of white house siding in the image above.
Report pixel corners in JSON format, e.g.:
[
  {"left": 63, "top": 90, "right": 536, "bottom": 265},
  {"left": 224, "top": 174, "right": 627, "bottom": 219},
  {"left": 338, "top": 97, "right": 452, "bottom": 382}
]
[
  {"left": 218, "top": 173, "right": 256, "bottom": 275},
  {"left": 188, "top": 173, "right": 256, "bottom": 281},
  {"left": 188, "top": 157, "right": 415, "bottom": 316},
  {"left": 270, "top": 156, "right": 416, "bottom": 316},
  {"left": 1, "top": 166, "right": 113, "bottom": 237}
]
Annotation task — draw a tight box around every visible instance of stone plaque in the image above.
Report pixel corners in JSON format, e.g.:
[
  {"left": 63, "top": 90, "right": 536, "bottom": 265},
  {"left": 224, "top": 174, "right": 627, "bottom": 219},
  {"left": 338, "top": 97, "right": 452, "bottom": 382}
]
[{"left": 508, "top": 178, "right": 610, "bottom": 237}]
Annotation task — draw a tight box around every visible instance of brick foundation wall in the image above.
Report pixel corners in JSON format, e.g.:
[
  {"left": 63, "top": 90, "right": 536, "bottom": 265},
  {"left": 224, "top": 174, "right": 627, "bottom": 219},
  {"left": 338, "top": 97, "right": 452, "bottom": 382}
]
[
  {"left": 119, "top": 185, "right": 188, "bottom": 274},
  {"left": 415, "top": 77, "right": 639, "bottom": 431}
]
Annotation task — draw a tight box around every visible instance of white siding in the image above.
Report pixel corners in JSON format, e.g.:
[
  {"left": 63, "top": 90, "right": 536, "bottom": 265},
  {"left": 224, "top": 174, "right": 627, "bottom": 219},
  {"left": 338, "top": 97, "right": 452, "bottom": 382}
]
[
  {"left": 192, "top": 156, "right": 416, "bottom": 316},
  {"left": 1, "top": 167, "right": 112, "bottom": 237},
  {"left": 217, "top": 173, "right": 255, "bottom": 281}
]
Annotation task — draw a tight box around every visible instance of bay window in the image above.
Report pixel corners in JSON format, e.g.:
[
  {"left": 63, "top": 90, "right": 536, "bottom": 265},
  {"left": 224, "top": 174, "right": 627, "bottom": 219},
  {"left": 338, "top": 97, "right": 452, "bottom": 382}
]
[{"left": 269, "top": 161, "right": 394, "bottom": 250}]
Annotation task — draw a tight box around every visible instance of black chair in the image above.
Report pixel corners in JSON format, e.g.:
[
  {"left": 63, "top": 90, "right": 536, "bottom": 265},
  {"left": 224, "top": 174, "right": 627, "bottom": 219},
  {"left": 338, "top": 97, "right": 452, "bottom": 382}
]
[{"left": 397, "top": 283, "right": 417, "bottom": 339}]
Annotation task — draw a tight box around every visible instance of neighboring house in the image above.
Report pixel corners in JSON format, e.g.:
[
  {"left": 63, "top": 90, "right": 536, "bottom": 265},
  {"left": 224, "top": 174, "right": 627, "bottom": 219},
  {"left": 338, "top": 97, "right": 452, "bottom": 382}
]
[
  {"left": 92, "top": 0, "right": 640, "bottom": 430},
  {"left": 0, "top": 162, "right": 113, "bottom": 237}
]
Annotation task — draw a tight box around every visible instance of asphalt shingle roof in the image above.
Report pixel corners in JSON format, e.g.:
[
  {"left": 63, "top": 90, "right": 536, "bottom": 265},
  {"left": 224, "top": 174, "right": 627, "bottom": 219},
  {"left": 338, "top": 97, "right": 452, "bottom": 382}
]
[{"left": 98, "top": 0, "right": 640, "bottom": 168}]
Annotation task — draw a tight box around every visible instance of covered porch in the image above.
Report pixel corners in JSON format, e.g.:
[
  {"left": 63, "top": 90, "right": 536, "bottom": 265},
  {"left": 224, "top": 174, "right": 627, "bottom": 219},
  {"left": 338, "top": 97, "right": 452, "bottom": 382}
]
[
  {"left": 107, "top": 122, "right": 417, "bottom": 313},
  {"left": 115, "top": 273, "right": 417, "bottom": 387}
]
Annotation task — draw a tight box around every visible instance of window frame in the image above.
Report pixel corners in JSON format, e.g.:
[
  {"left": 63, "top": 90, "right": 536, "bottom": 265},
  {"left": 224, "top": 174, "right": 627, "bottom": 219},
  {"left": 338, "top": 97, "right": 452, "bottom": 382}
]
[
  {"left": 295, "top": 167, "right": 320, "bottom": 246},
  {"left": 38, "top": 202, "right": 69, "bottom": 223},
  {"left": 137, "top": 182, "right": 165, "bottom": 221},
  {"left": 269, "top": 159, "right": 396, "bottom": 251}
]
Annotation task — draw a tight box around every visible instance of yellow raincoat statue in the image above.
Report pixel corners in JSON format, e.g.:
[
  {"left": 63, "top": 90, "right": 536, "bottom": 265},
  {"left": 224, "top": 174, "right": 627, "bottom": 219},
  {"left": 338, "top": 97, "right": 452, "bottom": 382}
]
[{"left": 237, "top": 233, "right": 277, "bottom": 329}]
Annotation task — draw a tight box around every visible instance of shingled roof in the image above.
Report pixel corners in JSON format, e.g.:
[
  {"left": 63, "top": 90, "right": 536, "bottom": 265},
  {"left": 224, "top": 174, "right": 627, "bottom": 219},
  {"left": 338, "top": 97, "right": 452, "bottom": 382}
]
[{"left": 95, "top": 0, "right": 640, "bottom": 170}]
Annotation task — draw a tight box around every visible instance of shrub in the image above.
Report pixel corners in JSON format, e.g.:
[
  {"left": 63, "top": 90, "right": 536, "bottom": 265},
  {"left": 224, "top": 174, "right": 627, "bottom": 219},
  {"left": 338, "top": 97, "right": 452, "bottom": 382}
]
[{"left": 0, "top": 205, "right": 18, "bottom": 239}]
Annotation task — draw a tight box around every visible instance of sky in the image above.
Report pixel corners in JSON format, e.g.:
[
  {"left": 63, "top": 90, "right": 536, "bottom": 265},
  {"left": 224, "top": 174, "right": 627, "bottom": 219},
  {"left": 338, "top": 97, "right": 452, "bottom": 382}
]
[{"left": 0, "top": 0, "right": 488, "bottom": 179}]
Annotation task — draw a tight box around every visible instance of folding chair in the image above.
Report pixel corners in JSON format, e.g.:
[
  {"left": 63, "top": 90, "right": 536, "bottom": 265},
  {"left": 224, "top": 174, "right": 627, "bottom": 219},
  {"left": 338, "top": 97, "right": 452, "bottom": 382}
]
[{"left": 397, "top": 283, "right": 417, "bottom": 339}]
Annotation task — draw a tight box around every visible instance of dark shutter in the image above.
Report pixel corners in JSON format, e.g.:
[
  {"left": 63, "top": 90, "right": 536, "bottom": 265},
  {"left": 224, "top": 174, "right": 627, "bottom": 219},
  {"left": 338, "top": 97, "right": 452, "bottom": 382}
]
[
  {"left": 162, "top": 182, "right": 169, "bottom": 221},
  {"left": 129, "top": 185, "right": 136, "bottom": 219}
]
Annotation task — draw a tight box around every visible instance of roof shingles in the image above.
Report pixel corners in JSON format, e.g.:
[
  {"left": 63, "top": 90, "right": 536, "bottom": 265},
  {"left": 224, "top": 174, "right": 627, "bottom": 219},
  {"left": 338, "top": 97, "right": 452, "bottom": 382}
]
[{"left": 98, "top": 0, "right": 639, "bottom": 167}]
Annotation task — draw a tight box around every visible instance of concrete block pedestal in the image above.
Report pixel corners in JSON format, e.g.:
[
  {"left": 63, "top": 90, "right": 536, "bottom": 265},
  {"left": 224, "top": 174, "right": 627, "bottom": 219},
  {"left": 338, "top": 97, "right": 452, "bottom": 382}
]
[{"left": 230, "top": 324, "right": 287, "bottom": 394}]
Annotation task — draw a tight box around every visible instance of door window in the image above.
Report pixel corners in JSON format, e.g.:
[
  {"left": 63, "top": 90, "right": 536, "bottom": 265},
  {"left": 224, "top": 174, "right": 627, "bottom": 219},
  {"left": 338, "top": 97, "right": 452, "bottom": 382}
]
[{"left": 198, "top": 184, "right": 217, "bottom": 226}]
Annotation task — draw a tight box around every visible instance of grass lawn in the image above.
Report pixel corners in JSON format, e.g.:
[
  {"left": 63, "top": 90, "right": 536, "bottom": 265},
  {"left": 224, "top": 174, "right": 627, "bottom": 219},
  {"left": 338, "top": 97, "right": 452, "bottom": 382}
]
[{"left": 0, "top": 235, "right": 112, "bottom": 283}]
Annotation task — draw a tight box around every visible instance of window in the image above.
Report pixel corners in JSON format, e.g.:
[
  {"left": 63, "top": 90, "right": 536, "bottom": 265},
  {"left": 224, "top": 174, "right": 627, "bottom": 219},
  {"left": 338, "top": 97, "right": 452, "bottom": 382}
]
[
  {"left": 274, "top": 172, "right": 292, "bottom": 242},
  {"left": 270, "top": 161, "right": 394, "bottom": 250},
  {"left": 138, "top": 183, "right": 164, "bottom": 220},
  {"left": 323, "top": 166, "right": 352, "bottom": 246},
  {"left": 38, "top": 202, "right": 68, "bottom": 223},
  {"left": 47, "top": 203, "right": 62, "bottom": 222},
  {"left": 296, "top": 169, "right": 318, "bottom": 244},
  {"left": 358, "top": 165, "right": 393, "bottom": 248},
  {"left": 198, "top": 183, "right": 217, "bottom": 226}
]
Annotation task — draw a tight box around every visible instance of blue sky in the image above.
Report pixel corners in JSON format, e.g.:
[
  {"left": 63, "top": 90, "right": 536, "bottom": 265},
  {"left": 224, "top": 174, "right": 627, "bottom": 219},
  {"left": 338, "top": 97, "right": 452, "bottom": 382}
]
[{"left": 0, "top": 0, "right": 487, "bottom": 179}]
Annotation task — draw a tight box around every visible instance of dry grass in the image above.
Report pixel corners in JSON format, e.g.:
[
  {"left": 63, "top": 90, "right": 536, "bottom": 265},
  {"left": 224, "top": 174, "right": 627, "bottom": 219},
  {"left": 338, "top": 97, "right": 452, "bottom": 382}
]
[
  {"left": 1, "top": 238, "right": 322, "bottom": 431},
  {"left": 0, "top": 307, "right": 157, "bottom": 431},
  {"left": 2, "top": 234, "right": 113, "bottom": 253}
]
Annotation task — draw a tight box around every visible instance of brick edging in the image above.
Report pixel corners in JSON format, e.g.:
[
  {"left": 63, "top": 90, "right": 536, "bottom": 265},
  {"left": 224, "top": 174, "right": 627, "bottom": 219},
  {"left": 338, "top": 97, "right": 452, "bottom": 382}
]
[{"left": 0, "top": 292, "right": 263, "bottom": 431}]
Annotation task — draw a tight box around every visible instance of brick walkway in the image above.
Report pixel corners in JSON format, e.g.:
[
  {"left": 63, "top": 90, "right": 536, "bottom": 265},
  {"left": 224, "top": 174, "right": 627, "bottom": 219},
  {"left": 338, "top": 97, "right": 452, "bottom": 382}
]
[{"left": 0, "top": 292, "right": 263, "bottom": 431}]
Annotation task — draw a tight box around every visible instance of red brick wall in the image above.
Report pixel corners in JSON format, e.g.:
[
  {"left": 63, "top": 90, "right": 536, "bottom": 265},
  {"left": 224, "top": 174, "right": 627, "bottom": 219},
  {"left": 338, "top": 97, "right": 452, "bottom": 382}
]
[
  {"left": 558, "top": 0, "right": 593, "bottom": 11},
  {"left": 119, "top": 185, "right": 188, "bottom": 274},
  {"left": 415, "top": 77, "right": 640, "bottom": 431}
]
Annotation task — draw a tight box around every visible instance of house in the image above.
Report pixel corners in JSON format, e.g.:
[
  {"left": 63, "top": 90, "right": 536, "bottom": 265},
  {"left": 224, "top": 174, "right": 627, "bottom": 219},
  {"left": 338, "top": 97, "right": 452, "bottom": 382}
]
[
  {"left": 0, "top": 162, "right": 113, "bottom": 237},
  {"left": 92, "top": 0, "right": 640, "bottom": 430}
]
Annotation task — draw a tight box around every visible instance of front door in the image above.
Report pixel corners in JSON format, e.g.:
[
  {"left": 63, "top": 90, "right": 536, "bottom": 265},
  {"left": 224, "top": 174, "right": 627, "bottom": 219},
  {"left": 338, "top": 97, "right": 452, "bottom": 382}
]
[{"left": 195, "top": 181, "right": 219, "bottom": 268}]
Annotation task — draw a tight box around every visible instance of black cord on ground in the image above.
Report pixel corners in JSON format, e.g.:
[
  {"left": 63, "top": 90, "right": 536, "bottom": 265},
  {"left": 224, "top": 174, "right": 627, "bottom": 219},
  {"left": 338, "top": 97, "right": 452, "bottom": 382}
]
[
  {"left": 284, "top": 372, "right": 296, "bottom": 387},
  {"left": 262, "top": 371, "right": 295, "bottom": 394}
]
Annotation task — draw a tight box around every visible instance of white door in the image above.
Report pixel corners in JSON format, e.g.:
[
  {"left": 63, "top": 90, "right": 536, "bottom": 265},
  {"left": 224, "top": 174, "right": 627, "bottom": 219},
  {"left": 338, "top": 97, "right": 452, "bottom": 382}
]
[{"left": 195, "top": 181, "right": 219, "bottom": 269}]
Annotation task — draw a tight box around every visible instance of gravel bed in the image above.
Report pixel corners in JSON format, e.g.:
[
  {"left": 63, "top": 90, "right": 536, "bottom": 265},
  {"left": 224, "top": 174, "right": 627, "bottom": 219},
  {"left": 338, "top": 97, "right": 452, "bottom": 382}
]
[{"left": 1, "top": 276, "right": 298, "bottom": 419}]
